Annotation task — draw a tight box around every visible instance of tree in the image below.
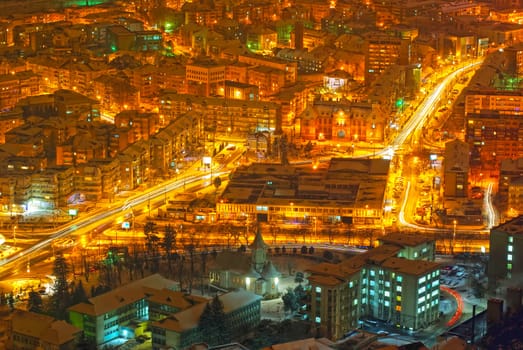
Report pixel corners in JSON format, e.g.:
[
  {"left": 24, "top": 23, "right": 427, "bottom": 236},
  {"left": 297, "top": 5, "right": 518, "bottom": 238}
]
[
  {"left": 294, "top": 272, "right": 304, "bottom": 285},
  {"left": 198, "top": 302, "right": 214, "bottom": 335},
  {"left": 213, "top": 176, "right": 222, "bottom": 195},
  {"left": 144, "top": 221, "right": 160, "bottom": 272},
  {"left": 49, "top": 254, "right": 71, "bottom": 320},
  {"left": 72, "top": 280, "right": 88, "bottom": 305},
  {"left": 198, "top": 295, "right": 228, "bottom": 345},
  {"left": 27, "top": 290, "right": 43, "bottom": 313},
  {"left": 163, "top": 224, "right": 177, "bottom": 274},
  {"left": 282, "top": 288, "right": 299, "bottom": 314}
]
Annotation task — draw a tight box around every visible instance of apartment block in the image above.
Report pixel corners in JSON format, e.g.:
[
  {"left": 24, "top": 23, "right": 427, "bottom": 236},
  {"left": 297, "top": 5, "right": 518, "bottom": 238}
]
[
  {"left": 443, "top": 139, "right": 470, "bottom": 198},
  {"left": 465, "top": 89, "right": 523, "bottom": 168},
  {"left": 499, "top": 158, "right": 523, "bottom": 214},
  {"left": 30, "top": 165, "right": 74, "bottom": 209},
  {"left": 186, "top": 59, "right": 226, "bottom": 97},
  {"left": 488, "top": 216, "right": 523, "bottom": 288},
  {"left": 159, "top": 92, "right": 282, "bottom": 136},
  {"left": 114, "top": 110, "right": 160, "bottom": 141},
  {"left": 0, "top": 70, "right": 39, "bottom": 110},
  {"left": 307, "top": 234, "right": 440, "bottom": 339},
  {"left": 74, "top": 158, "right": 120, "bottom": 202}
]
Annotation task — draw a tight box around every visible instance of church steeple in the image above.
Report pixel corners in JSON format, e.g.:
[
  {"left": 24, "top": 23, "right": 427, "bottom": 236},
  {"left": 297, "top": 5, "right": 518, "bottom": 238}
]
[{"left": 249, "top": 224, "right": 268, "bottom": 273}]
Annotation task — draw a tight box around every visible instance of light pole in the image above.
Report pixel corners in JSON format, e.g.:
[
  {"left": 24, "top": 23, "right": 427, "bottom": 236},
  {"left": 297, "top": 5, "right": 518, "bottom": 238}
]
[
  {"left": 452, "top": 219, "right": 457, "bottom": 255},
  {"left": 12, "top": 224, "right": 16, "bottom": 249}
]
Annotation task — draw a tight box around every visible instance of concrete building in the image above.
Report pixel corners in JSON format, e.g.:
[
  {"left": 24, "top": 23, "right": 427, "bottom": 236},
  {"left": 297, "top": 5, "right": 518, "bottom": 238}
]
[
  {"left": 30, "top": 165, "right": 74, "bottom": 209},
  {"left": 150, "top": 290, "right": 262, "bottom": 350},
  {"left": 68, "top": 274, "right": 179, "bottom": 348},
  {"left": 216, "top": 158, "right": 389, "bottom": 227},
  {"left": 306, "top": 234, "right": 440, "bottom": 339},
  {"left": 186, "top": 59, "right": 226, "bottom": 97},
  {"left": 5, "top": 309, "right": 81, "bottom": 350},
  {"left": 443, "top": 139, "right": 470, "bottom": 198},
  {"left": 488, "top": 216, "right": 523, "bottom": 288},
  {"left": 499, "top": 158, "right": 523, "bottom": 215},
  {"left": 159, "top": 92, "right": 282, "bottom": 136}
]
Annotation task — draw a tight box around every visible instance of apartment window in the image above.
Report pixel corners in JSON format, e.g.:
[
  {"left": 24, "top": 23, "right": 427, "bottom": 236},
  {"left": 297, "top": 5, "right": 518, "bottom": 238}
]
[
  {"left": 508, "top": 245, "right": 513, "bottom": 252},
  {"left": 508, "top": 254, "right": 513, "bottom": 261}
]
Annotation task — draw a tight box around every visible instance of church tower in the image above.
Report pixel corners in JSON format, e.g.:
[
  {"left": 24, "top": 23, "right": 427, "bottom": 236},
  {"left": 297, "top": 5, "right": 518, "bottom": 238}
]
[{"left": 249, "top": 225, "right": 268, "bottom": 273}]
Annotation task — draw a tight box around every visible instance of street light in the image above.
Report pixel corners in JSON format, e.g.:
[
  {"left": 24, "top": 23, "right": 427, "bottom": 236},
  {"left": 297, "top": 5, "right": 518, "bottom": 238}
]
[
  {"left": 452, "top": 219, "right": 457, "bottom": 254},
  {"left": 12, "top": 225, "right": 16, "bottom": 249}
]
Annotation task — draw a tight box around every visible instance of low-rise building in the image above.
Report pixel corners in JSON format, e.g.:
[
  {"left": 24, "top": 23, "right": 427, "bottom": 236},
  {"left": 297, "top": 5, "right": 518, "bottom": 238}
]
[
  {"left": 216, "top": 158, "right": 389, "bottom": 227},
  {"left": 68, "top": 274, "right": 179, "bottom": 348},
  {"left": 7, "top": 309, "right": 81, "bottom": 350},
  {"left": 151, "top": 290, "right": 262, "bottom": 350}
]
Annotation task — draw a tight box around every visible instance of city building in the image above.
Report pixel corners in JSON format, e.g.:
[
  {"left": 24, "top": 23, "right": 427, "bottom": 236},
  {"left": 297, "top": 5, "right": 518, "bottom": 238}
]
[
  {"left": 306, "top": 233, "right": 440, "bottom": 339},
  {"left": 3, "top": 309, "right": 81, "bottom": 350},
  {"left": 364, "top": 32, "right": 411, "bottom": 83},
  {"left": 499, "top": 158, "right": 523, "bottom": 215},
  {"left": 68, "top": 274, "right": 179, "bottom": 347},
  {"left": 216, "top": 158, "right": 390, "bottom": 227},
  {"left": 443, "top": 139, "right": 470, "bottom": 198},
  {"left": 114, "top": 110, "right": 160, "bottom": 141},
  {"left": 488, "top": 216, "right": 523, "bottom": 289},
  {"left": 30, "top": 165, "right": 74, "bottom": 209},
  {"left": 159, "top": 92, "right": 282, "bottom": 136},
  {"left": 465, "top": 88, "right": 523, "bottom": 170},
  {"left": 186, "top": 59, "right": 226, "bottom": 97},
  {"left": 297, "top": 100, "right": 385, "bottom": 142},
  {"left": 150, "top": 289, "right": 262, "bottom": 350},
  {"left": 0, "top": 70, "right": 39, "bottom": 111},
  {"left": 210, "top": 228, "right": 281, "bottom": 296}
]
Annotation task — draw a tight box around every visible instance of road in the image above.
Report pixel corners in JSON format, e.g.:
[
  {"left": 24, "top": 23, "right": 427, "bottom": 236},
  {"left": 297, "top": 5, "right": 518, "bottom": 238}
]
[
  {"left": 0, "top": 59, "right": 490, "bottom": 274},
  {"left": 0, "top": 149, "right": 244, "bottom": 278}
]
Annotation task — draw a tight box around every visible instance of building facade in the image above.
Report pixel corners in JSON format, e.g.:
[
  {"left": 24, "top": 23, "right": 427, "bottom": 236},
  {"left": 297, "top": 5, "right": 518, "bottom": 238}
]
[{"left": 307, "top": 234, "right": 440, "bottom": 339}]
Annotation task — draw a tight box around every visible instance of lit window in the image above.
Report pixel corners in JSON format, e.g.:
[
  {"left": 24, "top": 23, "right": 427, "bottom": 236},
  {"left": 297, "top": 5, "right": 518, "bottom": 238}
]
[
  {"left": 315, "top": 286, "right": 322, "bottom": 293},
  {"left": 315, "top": 316, "right": 321, "bottom": 323},
  {"left": 396, "top": 286, "right": 402, "bottom": 292},
  {"left": 508, "top": 245, "right": 513, "bottom": 252},
  {"left": 508, "top": 254, "right": 513, "bottom": 261}
]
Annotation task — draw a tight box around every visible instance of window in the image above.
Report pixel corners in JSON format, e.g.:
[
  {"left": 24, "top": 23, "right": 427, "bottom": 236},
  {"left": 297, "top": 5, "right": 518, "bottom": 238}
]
[
  {"left": 397, "top": 275, "right": 403, "bottom": 283},
  {"left": 315, "top": 286, "right": 322, "bottom": 293}
]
